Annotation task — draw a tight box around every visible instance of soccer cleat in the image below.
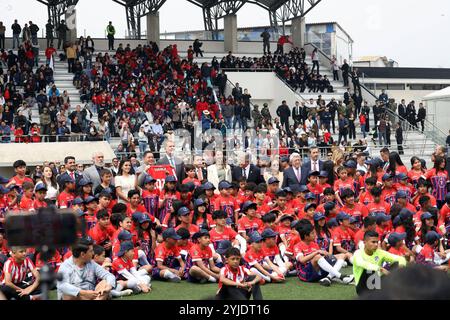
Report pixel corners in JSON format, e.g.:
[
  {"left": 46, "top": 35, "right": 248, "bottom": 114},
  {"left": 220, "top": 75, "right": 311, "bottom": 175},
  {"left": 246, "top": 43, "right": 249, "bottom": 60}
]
[
  {"left": 319, "top": 277, "right": 331, "bottom": 287},
  {"left": 342, "top": 275, "right": 355, "bottom": 285},
  {"left": 168, "top": 276, "right": 182, "bottom": 283}
]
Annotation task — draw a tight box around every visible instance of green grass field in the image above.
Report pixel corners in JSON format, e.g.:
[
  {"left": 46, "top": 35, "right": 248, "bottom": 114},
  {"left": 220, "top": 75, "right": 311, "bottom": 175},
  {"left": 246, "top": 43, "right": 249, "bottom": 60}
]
[{"left": 118, "top": 267, "right": 357, "bottom": 300}]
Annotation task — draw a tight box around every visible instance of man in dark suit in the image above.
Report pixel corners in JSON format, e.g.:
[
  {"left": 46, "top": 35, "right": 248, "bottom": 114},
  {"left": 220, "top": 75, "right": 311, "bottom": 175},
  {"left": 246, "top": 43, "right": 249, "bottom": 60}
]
[
  {"left": 193, "top": 154, "right": 207, "bottom": 183},
  {"left": 292, "top": 101, "right": 303, "bottom": 125},
  {"left": 282, "top": 153, "right": 307, "bottom": 192},
  {"left": 57, "top": 156, "right": 83, "bottom": 189},
  {"left": 301, "top": 147, "right": 324, "bottom": 179},
  {"left": 157, "top": 139, "right": 185, "bottom": 182},
  {"left": 231, "top": 153, "right": 265, "bottom": 185}
]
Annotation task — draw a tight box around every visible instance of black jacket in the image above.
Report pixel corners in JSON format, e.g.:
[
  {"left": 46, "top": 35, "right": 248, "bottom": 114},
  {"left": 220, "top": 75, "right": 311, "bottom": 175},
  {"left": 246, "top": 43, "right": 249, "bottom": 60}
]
[
  {"left": 231, "top": 165, "right": 265, "bottom": 185},
  {"left": 11, "top": 23, "right": 21, "bottom": 34},
  {"left": 276, "top": 104, "right": 291, "bottom": 120},
  {"left": 417, "top": 108, "right": 426, "bottom": 121}
]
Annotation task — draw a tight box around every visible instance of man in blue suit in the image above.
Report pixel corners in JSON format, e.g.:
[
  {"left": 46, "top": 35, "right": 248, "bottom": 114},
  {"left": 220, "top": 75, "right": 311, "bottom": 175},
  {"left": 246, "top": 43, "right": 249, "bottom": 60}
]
[{"left": 282, "top": 153, "right": 308, "bottom": 192}]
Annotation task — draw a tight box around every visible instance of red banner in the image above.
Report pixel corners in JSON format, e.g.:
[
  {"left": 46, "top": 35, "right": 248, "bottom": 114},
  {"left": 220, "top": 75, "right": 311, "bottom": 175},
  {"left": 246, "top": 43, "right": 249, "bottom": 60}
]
[{"left": 147, "top": 165, "right": 177, "bottom": 191}]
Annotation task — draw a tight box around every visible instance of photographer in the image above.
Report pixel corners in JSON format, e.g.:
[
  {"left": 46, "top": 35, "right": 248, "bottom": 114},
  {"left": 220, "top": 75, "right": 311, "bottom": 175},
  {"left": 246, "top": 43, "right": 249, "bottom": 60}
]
[{"left": 57, "top": 237, "right": 115, "bottom": 300}]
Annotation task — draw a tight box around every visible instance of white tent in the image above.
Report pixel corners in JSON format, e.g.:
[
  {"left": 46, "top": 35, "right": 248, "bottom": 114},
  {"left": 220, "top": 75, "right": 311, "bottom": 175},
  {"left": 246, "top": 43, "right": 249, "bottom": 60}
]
[{"left": 423, "top": 87, "right": 450, "bottom": 135}]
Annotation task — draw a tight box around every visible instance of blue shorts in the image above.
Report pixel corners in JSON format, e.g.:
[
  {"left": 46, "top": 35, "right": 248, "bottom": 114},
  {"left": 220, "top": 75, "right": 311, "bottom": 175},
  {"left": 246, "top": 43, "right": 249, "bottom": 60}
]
[{"left": 297, "top": 262, "right": 327, "bottom": 282}]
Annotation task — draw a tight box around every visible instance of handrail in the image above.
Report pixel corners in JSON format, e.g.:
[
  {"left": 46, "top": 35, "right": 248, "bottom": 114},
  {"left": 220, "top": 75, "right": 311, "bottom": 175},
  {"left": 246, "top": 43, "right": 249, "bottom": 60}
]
[
  {"left": 273, "top": 72, "right": 307, "bottom": 103},
  {"left": 305, "top": 42, "right": 333, "bottom": 63},
  {"left": 358, "top": 80, "right": 447, "bottom": 146}
]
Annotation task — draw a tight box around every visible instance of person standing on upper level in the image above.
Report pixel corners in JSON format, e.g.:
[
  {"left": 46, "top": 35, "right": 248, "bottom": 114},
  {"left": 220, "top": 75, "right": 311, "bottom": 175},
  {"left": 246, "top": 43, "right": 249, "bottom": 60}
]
[
  {"left": 106, "top": 21, "right": 116, "bottom": 51},
  {"left": 260, "top": 28, "right": 271, "bottom": 55}
]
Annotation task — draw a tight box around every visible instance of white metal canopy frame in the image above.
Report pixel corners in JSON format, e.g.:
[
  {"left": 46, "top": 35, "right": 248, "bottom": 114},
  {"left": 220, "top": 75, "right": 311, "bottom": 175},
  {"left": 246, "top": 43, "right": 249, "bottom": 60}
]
[{"left": 36, "top": 0, "right": 321, "bottom": 39}]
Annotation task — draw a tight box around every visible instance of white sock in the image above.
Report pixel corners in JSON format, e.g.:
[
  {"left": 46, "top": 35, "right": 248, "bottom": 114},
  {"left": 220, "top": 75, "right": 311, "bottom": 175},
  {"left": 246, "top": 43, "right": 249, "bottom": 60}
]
[
  {"left": 279, "top": 243, "right": 286, "bottom": 258},
  {"left": 127, "top": 278, "right": 139, "bottom": 291},
  {"left": 278, "top": 266, "right": 287, "bottom": 275},
  {"left": 334, "top": 259, "right": 345, "bottom": 273},
  {"left": 163, "top": 270, "right": 177, "bottom": 279},
  {"left": 115, "top": 283, "right": 124, "bottom": 292},
  {"left": 111, "top": 290, "right": 123, "bottom": 297},
  {"left": 208, "top": 276, "right": 217, "bottom": 283},
  {"left": 250, "top": 267, "right": 271, "bottom": 282},
  {"left": 317, "top": 257, "right": 341, "bottom": 279}
]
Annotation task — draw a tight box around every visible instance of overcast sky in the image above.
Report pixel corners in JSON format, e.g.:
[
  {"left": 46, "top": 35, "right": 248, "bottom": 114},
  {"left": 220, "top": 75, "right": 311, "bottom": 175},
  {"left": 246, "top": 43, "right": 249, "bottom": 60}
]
[{"left": 2, "top": 0, "right": 450, "bottom": 67}]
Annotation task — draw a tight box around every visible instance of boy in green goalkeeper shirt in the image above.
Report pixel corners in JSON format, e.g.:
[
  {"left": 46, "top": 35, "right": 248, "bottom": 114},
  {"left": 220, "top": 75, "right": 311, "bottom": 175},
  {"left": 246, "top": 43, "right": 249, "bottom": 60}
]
[{"left": 353, "top": 230, "right": 407, "bottom": 296}]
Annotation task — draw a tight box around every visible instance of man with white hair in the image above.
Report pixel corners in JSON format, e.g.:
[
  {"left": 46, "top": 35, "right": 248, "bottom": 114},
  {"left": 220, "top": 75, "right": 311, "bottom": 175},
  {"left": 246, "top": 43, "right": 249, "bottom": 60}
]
[
  {"left": 231, "top": 152, "right": 264, "bottom": 185},
  {"left": 281, "top": 153, "right": 307, "bottom": 192},
  {"left": 83, "top": 152, "right": 110, "bottom": 189},
  {"left": 157, "top": 139, "right": 185, "bottom": 182}
]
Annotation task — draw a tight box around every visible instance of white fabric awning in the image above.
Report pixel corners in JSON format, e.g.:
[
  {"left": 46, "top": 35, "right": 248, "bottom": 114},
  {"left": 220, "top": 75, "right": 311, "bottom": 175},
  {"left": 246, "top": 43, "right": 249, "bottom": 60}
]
[{"left": 423, "top": 86, "right": 450, "bottom": 101}]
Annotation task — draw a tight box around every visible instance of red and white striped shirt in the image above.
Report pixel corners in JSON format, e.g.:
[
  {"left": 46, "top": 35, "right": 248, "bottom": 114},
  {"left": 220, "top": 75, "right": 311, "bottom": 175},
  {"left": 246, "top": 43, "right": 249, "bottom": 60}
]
[
  {"left": 218, "top": 265, "right": 251, "bottom": 289},
  {"left": 1, "top": 257, "right": 35, "bottom": 284}
]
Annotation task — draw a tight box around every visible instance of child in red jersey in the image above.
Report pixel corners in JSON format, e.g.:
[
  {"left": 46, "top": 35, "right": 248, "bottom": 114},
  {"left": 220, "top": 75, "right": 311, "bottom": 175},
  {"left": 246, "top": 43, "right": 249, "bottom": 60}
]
[
  {"left": 412, "top": 178, "right": 437, "bottom": 211},
  {"left": 77, "top": 179, "right": 94, "bottom": 200},
  {"left": 415, "top": 231, "right": 449, "bottom": 271},
  {"left": 89, "top": 209, "right": 115, "bottom": 256},
  {"left": 261, "top": 228, "right": 288, "bottom": 280},
  {"left": 318, "top": 171, "right": 332, "bottom": 191},
  {"left": 209, "top": 210, "right": 242, "bottom": 257},
  {"left": 266, "top": 177, "right": 280, "bottom": 205},
  {"left": 260, "top": 211, "right": 279, "bottom": 234},
  {"left": 254, "top": 185, "right": 272, "bottom": 217},
  {"left": 57, "top": 175, "right": 75, "bottom": 209},
  {"left": 294, "top": 224, "right": 354, "bottom": 286},
  {"left": 176, "top": 228, "right": 193, "bottom": 260},
  {"left": 216, "top": 247, "right": 262, "bottom": 300},
  {"left": 32, "top": 183, "right": 48, "bottom": 210},
  {"left": 323, "top": 201, "right": 339, "bottom": 221},
  {"left": 126, "top": 190, "right": 159, "bottom": 225},
  {"left": 272, "top": 190, "right": 295, "bottom": 216},
  {"left": 387, "top": 232, "right": 414, "bottom": 262},
  {"left": 359, "top": 177, "right": 377, "bottom": 206},
  {"left": 307, "top": 171, "right": 323, "bottom": 203},
  {"left": 244, "top": 231, "right": 283, "bottom": 283},
  {"left": 237, "top": 201, "right": 264, "bottom": 241},
  {"left": 175, "top": 206, "right": 200, "bottom": 236},
  {"left": 97, "top": 191, "right": 112, "bottom": 214},
  {"left": 152, "top": 228, "right": 185, "bottom": 282},
  {"left": 8, "top": 160, "right": 33, "bottom": 190},
  {"left": 381, "top": 173, "right": 397, "bottom": 206},
  {"left": 243, "top": 182, "right": 257, "bottom": 203},
  {"left": 395, "top": 173, "right": 414, "bottom": 203},
  {"left": 214, "top": 181, "right": 239, "bottom": 225},
  {"left": 366, "top": 187, "right": 391, "bottom": 217},
  {"left": 0, "top": 246, "right": 41, "bottom": 300},
  {"left": 182, "top": 164, "right": 201, "bottom": 187},
  {"left": 301, "top": 203, "right": 317, "bottom": 224},
  {"left": 191, "top": 198, "right": 214, "bottom": 229},
  {"left": 19, "top": 181, "right": 35, "bottom": 211},
  {"left": 332, "top": 212, "right": 356, "bottom": 256},
  {"left": 353, "top": 216, "right": 377, "bottom": 249},
  {"left": 84, "top": 196, "right": 99, "bottom": 230},
  {"left": 339, "top": 189, "right": 369, "bottom": 229},
  {"left": 112, "top": 241, "right": 151, "bottom": 294},
  {"left": 185, "top": 229, "right": 221, "bottom": 283},
  {"left": 279, "top": 214, "right": 295, "bottom": 255},
  {"left": 334, "top": 166, "right": 355, "bottom": 206}
]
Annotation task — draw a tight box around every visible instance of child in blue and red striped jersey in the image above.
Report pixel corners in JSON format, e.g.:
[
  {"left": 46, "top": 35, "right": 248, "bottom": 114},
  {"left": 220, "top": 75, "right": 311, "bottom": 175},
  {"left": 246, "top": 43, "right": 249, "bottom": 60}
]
[
  {"left": 141, "top": 175, "right": 160, "bottom": 219},
  {"left": 425, "top": 156, "right": 449, "bottom": 209}
]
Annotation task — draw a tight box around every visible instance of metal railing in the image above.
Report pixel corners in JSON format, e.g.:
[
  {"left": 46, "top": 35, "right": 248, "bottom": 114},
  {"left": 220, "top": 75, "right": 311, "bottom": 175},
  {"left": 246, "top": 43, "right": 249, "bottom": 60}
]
[{"left": 0, "top": 133, "right": 108, "bottom": 143}]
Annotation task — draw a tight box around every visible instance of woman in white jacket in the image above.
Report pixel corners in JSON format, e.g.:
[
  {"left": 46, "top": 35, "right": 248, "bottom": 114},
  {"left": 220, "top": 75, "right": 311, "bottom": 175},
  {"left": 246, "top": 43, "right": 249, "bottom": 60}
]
[{"left": 207, "top": 151, "right": 231, "bottom": 193}]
